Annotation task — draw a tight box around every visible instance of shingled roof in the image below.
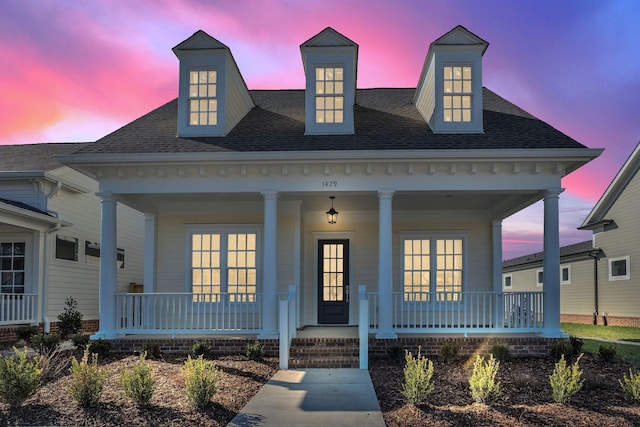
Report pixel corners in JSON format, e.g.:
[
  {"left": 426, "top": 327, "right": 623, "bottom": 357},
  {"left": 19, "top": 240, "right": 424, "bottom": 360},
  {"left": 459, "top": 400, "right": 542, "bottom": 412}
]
[
  {"left": 0, "top": 143, "right": 89, "bottom": 172},
  {"left": 502, "top": 240, "right": 598, "bottom": 269},
  {"left": 73, "top": 87, "right": 586, "bottom": 155}
]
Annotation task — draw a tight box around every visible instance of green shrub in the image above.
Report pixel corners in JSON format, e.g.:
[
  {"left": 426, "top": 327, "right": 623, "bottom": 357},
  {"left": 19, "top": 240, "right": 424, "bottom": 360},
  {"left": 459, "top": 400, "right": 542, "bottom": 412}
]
[
  {"left": 245, "top": 340, "right": 265, "bottom": 361},
  {"left": 0, "top": 347, "right": 43, "bottom": 407},
  {"left": 15, "top": 325, "right": 39, "bottom": 342},
  {"left": 550, "top": 339, "right": 580, "bottom": 362},
  {"left": 619, "top": 368, "right": 640, "bottom": 403},
  {"left": 120, "top": 352, "right": 155, "bottom": 407},
  {"left": 400, "top": 346, "right": 435, "bottom": 405},
  {"left": 182, "top": 355, "right": 218, "bottom": 410},
  {"left": 72, "top": 333, "right": 91, "bottom": 349},
  {"left": 469, "top": 355, "right": 501, "bottom": 405},
  {"left": 386, "top": 345, "right": 404, "bottom": 361},
  {"left": 141, "top": 342, "right": 162, "bottom": 360},
  {"left": 439, "top": 340, "right": 460, "bottom": 362},
  {"left": 57, "top": 297, "right": 83, "bottom": 339},
  {"left": 69, "top": 349, "right": 106, "bottom": 408},
  {"left": 30, "top": 334, "right": 61, "bottom": 355},
  {"left": 490, "top": 344, "right": 511, "bottom": 361},
  {"left": 191, "top": 341, "right": 211, "bottom": 358},
  {"left": 598, "top": 344, "right": 618, "bottom": 363},
  {"left": 88, "top": 339, "right": 111, "bottom": 357},
  {"left": 549, "top": 354, "right": 584, "bottom": 404}
]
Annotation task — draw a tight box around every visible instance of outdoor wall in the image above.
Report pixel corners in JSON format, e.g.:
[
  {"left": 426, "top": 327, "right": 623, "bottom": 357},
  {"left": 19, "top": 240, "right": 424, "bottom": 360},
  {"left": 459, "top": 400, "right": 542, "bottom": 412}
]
[{"left": 559, "top": 258, "right": 595, "bottom": 316}]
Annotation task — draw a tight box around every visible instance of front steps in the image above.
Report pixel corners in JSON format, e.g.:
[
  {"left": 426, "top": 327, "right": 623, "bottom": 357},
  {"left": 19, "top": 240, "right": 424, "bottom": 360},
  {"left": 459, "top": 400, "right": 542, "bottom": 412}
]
[{"left": 288, "top": 337, "right": 359, "bottom": 368}]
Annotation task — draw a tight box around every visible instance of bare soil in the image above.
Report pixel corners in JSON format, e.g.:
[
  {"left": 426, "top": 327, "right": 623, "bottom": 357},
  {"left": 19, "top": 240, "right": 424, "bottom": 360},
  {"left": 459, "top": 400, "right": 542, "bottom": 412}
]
[{"left": 1, "top": 349, "right": 640, "bottom": 426}]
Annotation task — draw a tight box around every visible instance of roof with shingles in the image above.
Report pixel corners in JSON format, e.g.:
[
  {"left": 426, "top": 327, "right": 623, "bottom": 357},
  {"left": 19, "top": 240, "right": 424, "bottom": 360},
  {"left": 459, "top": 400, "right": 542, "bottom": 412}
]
[
  {"left": 73, "top": 87, "right": 587, "bottom": 155},
  {"left": 0, "top": 143, "right": 89, "bottom": 172},
  {"left": 0, "top": 197, "right": 51, "bottom": 216},
  {"left": 502, "top": 240, "right": 597, "bottom": 269}
]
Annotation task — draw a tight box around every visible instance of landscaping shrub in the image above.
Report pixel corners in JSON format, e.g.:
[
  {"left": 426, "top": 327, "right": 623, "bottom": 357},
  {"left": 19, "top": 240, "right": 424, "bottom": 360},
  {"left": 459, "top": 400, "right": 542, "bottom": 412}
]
[
  {"left": 0, "top": 347, "right": 43, "bottom": 407},
  {"left": 549, "top": 354, "right": 584, "bottom": 404},
  {"left": 386, "top": 345, "right": 404, "bottom": 361},
  {"left": 619, "top": 368, "right": 640, "bottom": 404},
  {"left": 40, "top": 344, "right": 71, "bottom": 381},
  {"left": 598, "top": 344, "right": 618, "bottom": 363},
  {"left": 30, "top": 334, "right": 61, "bottom": 355},
  {"left": 191, "top": 341, "right": 211, "bottom": 358},
  {"left": 550, "top": 339, "right": 579, "bottom": 362},
  {"left": 141, "top": 342, "right": 162, "bottom": 360},
  {"left": 88, "top": 339, "right": 112, "bottom": 357},
  {"left": 245, "top": 340, "right": 265, "bottom": 361},
  {"left": 182, "top": 355, "right": 218, "bottom": 410},
  {"left": 72, "top": 333, "right": 91, "bottom": 349},
  {"left": 469, "top": 355, "right": 501, "bottom": 405},
  {"left": 15, "top": 325, "right": 39, "bottom": 342},
  {"left": 401, "top": 346, "right": 434, "bottom": 405},
  {"left": 490, "top": 344, "right": 511, "bottom": 361},
  {"left": 120, "top": 352, "right": 155, "bottom": 407},
  {"left": 439, "top": 340, "right": 460, "bottom": 362},
  {"left": 57, "top": 297, "right": 83, "bottom": 339},
  {"left": 69, "top": 349, "right": 106, "bottom": 408}
]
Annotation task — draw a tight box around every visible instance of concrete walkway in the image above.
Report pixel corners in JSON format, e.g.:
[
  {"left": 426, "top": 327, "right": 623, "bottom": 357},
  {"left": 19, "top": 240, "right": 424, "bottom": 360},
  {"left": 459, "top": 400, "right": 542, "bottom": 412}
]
[{"left": 227, "top": 368, "right": 386, "bottom": 427}]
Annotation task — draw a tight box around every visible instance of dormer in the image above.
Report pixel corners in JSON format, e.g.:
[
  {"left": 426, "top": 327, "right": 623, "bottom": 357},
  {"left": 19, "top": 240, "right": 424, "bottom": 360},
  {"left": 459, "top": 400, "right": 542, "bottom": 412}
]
[
  {"left": 173, "top": 30, "right": 254, "bottom": 137},
  {"left": 415, "top": 25, "right": 488, "bottom": 134},
  {"left": 300, "top": 28, "right": 358, "bottom": 135}
]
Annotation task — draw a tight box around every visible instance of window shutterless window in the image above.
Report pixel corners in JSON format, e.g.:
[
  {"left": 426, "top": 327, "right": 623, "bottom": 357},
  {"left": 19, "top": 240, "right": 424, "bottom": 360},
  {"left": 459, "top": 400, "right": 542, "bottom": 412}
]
[
  {"left": 536, "top": 269, "right": 544, "bottom": 287},
  {"left": 188, "top": 70, "right": 217, "bottom": 126},
  {"left": 315, "top": 66, "right": 344, "bottom": 124},
  {"left": 443, "top": 65, "right": 472, "bottom": 123},
  {"left": 83, "top": 241, "right": 125, "bottom": 269},
  {"left": 55, "top": 235, "right": 78, "bottom": 262},
  {"left": 561, "top": 265, "right": 571, "bottom": 285},
  {"left": 1, "top": 242, "right": 25, "bottom": 294},
  {"left": 609, "top": 256, "right": 630, "bottom": 281},
  {"left": 503, "top": 274, "right": 512, "bottom": 289}
]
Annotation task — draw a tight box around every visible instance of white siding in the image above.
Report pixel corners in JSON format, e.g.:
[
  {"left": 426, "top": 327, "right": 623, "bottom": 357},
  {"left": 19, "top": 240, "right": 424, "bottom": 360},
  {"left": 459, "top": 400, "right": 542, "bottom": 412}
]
[
  {"left": 415, "top": 59, "right": 435, "bottom": 125},
  {"left": 224, "top": 58, "right": 254, "bottom": 136}
]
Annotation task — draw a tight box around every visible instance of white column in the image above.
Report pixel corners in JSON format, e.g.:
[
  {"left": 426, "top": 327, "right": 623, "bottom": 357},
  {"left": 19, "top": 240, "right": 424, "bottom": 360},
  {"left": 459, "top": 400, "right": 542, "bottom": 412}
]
[
  {"left": 33, "top": 231, "right": 46, "bottom": 329},
  {"left": 94, "top": 192, "right": 118, "bottom": 339},
  {"left": 492, "top": 220, "right": 503, "bottom": 294},
  {"left": 543, "top": 188, "right": 565, "bottom": 337},
  {"left": 376, "top": 190, "right": 397, "bottom": 339},
  {"left": 259, "top": 190, "right": 278, "bottom": 338},
  {"left": 143, "top": 213, "right": 157, "bottom": 293}
]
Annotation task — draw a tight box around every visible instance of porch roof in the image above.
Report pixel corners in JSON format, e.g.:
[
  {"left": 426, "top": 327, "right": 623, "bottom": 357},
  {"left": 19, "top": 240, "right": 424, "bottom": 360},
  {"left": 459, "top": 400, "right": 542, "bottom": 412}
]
[{"left": 69, "top": 88, "right": 587, "bottom": 155}]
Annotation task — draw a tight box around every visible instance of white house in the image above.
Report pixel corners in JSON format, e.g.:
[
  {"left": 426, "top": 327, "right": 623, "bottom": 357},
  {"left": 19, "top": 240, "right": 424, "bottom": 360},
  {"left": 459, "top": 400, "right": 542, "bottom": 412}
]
[
  {"left": 60, "top": 26, "right": 602, "bottom": 363},
  {"left": 0, "top": 143, "right": 144, "bottom": 341}
]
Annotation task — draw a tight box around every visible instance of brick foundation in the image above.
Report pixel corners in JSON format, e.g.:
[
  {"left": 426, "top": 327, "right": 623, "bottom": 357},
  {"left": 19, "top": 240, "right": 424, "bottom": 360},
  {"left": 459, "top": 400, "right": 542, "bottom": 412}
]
[
  {"left": 108, "top": 337, "right": 280, "bottom": 357},
  {"left": 561, "top": 313, "right": 640, "bottom": 328},
  {"left": 0, "top": 319, "right": 100, "bottom": 344}
]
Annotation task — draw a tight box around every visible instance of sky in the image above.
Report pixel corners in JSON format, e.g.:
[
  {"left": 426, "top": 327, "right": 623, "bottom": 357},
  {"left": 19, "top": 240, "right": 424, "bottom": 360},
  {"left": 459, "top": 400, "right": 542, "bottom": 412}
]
[{"left": 1, "top": 0, "right": 639, "bottom": 260}]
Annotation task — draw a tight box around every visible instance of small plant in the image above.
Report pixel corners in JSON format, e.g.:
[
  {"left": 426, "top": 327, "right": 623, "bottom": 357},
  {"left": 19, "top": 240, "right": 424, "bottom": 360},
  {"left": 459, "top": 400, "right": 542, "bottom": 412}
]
[
  {"left": 40, "top": 344, "right": 71, "bottom": 381},
  {"left": 120, "top": 352, "right": 155, "bottom": 407},
  {"left": 490, "top": 344, "right": 511, "bottom": 361},
  {"left": 0, "top": 347, "right": 43, "bottom": 407},
  {"left": 88, "top": 339, "right": 112, "bottom": 357},
  {"left": 182, "top": 355, "right": 218, "bottom": 410},
  {"left": 57, "top": 297, "right": 83, "bottom": 339},
  {"left": 191, "top": 341, "right": 211, "bottom": 358},
  {"left": 598, "top": 344, "right": 617, "bottom": 363},
  {"left": 469, "top": 355, "right": 501, "bottom": 405},
  {"left": 549, "top": 354, "right": 584, "bottom": 404},
  {"left": 550, "top": 339, "right": 580, "bottom": 362},
  {"left": 142, "top": 342, "right": 162, "bottom": 360},
  {"left": 386, "top": 345, "right": 404, "bottom": 361},
  {"left": 30, "top": 334, "right": 61, "bottom": 355},
  {"left": 72, "top": 333, "right": 91, "bottom": 349},
  {"left": 69, "top": 349, "right": 106, "bottom": 408},
  {"left": 15, "top": 325, "right": 39, "bottom": 342},
  {"left": 401, "top": 346, "right": 435, "bottom": 405},
  {"left": 619, "top": 368, "right": 640, "bottom": 403},
  {"left": 245, "top": 340, "right": 265, "bottom": 361},
  {"left": 440, "top": 340, "right": 460, "bottom": 362}
]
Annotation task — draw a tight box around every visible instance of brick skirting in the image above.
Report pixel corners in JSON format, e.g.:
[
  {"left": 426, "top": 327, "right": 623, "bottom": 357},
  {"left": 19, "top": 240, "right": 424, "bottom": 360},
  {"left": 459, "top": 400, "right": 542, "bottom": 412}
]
[
  {"left": 0, "top": 319, "right": 100, "bottom": 344},
  {"left": 108, "top": 337, "right": 280, "bottom": 357},
  {"left": 561, "top": 313, "right": 640, "bottom": 328}
]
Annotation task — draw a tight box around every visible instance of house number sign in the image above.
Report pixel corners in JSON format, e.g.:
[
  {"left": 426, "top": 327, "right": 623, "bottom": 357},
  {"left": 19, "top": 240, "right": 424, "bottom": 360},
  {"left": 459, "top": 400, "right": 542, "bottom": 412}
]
[{"left": 322, "top": 181, "right": 338, "bottom": 188}]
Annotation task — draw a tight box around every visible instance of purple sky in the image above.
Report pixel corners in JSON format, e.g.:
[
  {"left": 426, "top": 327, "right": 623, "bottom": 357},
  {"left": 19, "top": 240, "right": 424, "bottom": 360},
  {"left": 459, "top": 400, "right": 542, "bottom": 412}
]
[{"left": 1, "top": 0, "right": 639, "bottom": 260}]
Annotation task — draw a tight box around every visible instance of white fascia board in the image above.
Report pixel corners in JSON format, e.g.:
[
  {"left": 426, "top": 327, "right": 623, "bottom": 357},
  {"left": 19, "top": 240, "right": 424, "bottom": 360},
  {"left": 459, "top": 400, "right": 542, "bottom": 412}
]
[
  {"left": 0, "top": 202, "right": 73, "bottom": 228},
  {"left": 0, "top": 171, "right": 90, "bottom": 194}
]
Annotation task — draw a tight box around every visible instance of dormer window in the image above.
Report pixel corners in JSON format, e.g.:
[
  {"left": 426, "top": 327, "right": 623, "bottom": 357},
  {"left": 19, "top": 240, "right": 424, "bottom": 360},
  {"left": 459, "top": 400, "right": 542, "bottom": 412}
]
[
  {"left": 443, "top": 65, "right": 472, "bottom": 122},
  {"left": 189, "top": 70, "right": 218, "bottom": 126},
  {"left": 315, "top": 66, "right": 344, "bottom": 124}
]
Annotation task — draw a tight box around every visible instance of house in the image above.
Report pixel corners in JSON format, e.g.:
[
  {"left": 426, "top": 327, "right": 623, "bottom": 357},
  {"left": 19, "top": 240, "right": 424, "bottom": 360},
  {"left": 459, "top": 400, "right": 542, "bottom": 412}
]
[
  {"left": 0, "top": 143, "right": 144, "bottom": 342},
  {"left": 60, "top": 25, "right": 602, "bottom": 366},
  {"left": 502, "top": 240, "right": 601, "bottom": 325}
]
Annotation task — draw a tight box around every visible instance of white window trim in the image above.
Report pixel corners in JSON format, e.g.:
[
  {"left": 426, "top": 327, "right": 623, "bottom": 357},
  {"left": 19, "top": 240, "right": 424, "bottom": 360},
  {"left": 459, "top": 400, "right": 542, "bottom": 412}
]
[
  {"left": 536, "top": 268, "right": 544, "bottom": 287},
  {"left": 184, "top": 224, "right": 262, "bottom": 301},
  {"left": 53, "top": 233, "right": 79, "bottom": 264},
  {"left": 608, "top": 255, "right": 630, "bottom": 281},
  {"left": 560, "top": 264, "right": 571, "bottom": 285},
  {"left": 503, "top": 273, "right": 513, "bottom": 290}
]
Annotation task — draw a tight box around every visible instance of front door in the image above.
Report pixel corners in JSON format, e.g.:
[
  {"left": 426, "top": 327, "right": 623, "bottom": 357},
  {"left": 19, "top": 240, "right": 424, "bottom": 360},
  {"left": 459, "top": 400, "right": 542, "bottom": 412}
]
[{"left": 317, "top": 239, "right": 349, "bottom": 324}]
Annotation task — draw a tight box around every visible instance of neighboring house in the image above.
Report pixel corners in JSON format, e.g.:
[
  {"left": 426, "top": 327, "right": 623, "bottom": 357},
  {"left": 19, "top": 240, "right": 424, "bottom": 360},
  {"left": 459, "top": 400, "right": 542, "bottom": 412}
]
[
  {"left": 0, "top": 143, "right": 144, "bottom": 341},
  {"left": 60, "top": 26, "right": 601, "bottom": 363},
  {"left": 502, "top": 240, "right": 601, "bottom": 325}
]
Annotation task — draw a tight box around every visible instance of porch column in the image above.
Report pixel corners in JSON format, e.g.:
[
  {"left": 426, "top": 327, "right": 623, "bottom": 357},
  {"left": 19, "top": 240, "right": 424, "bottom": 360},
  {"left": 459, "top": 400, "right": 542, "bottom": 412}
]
[
  {"left": 260, "top": 190, "right": 278, "bottom": 338},
  {"left": 93, "top": 192, "right": 118, "bottom": 339},
  {"left": 143, "top": 213, "right": 156, "bottom": 293},
  {"left": 376, "top": 189, "right": 397, "bottom": 339},
  {"left": 542, "top": 188, "right": 565, "bottom": 337},
  {"left": 492, "top": 220, "right": 503, "bottom": 293}
]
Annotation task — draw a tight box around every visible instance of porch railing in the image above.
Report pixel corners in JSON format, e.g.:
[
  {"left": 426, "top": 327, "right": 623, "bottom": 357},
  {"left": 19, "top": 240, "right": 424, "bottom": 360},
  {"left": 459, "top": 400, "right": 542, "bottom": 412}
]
[
  {"left": 0, "top": 293, "right": 37, "bottom": 325},
  {"left": 364, "top": 291, "right": 543, "bottom": 333},
  {"left": 279, "top": 285, "right": 297, "bottom": 369},
  {"left": 115, "top": 292, "right": 262, "bottom": 335}
]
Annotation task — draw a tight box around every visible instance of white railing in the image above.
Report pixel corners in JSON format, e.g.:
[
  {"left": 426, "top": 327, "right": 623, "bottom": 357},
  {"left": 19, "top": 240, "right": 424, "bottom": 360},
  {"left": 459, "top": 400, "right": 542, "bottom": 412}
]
[
  {"left": 363, "top": 291, "right": 543, "bottom": 333},
  {"left": 279, "top": 285, "right": 297, "bottom": 369},
  {"left": 358, "top": 286, "right": 369, "bottom": 369},
  {"left": 0, "top": 293, "right": 37, "bottom": 325},
  {"left": 115, "top": 292, "right": 262, "bottom": 335}
]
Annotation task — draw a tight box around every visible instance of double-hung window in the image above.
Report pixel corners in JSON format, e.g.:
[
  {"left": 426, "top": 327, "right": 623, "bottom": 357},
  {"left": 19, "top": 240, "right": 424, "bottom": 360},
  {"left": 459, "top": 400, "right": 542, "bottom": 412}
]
[
  {"left": 1, "top": 242, "right": 25, "bottom": 294},
  {"left": 189, "top": 226, "right": 259, "bottom": 303},
  {"left": 443, "top": 65, "right": 472, "bottom": 122},
  {"left": 189, "top": 70, "right": 217, "bottom": 126},
  {"left": 609, "top": 256, "right": 630, "bottom": 281},
  {"left": 402, "top": 236, "right": 464, "bottom": 302},
  {"left": 315, "top": 66, "right": 344, "bottom": 124}
]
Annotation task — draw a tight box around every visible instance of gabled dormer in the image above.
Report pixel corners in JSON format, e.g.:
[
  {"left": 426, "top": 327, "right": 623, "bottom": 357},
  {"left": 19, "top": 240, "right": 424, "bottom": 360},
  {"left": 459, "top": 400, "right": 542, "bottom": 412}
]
[
  {"left": 300, "top": 27, "right": 358, "bottom": 135},
  {"left": 173, "top": 30, "right": 254, "bottom": 137},
  {"left": 415, "top": 25, "right": 488, "bottom": 134}
]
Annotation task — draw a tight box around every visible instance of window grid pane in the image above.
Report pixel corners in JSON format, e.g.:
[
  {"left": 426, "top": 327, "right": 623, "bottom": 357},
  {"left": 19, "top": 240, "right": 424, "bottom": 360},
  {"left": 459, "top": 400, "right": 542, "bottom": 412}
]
[
  {"left": 443, "top": 66, "right": 472, "bottom": 123},
  {"left": 403, "top": 239, "right": 430, "bottom": 302},
  {"left": 188, "top": 70, "right": 218, "bottom": 126},
  {"left": 191, "top": 233, "right": 221, "bottom": 302},
  {"left": 0, "top": 242, "right": 26, "bottom": 293},
  {"left": 315, "top": 66, "right": 344, "bottom": 124},
  {"left": 322, "top": 243, "right": 344, "bottom": 301},
  {"left": 435, "top": 239, "right": 463, "bottom": 301},
  {"left": 227, "top": 233, "right": 257, "bottom": 302}
]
